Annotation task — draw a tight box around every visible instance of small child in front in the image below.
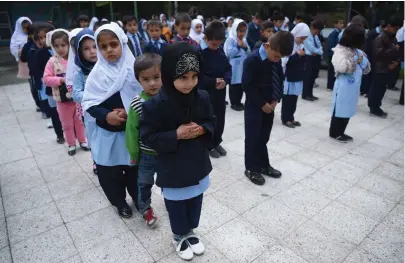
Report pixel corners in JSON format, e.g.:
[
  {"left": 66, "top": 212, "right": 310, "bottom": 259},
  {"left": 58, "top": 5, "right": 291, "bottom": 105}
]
[
  {"left": 139, "top": 42, "right": 215, "bottom": 261},
  {"left": 126, "top": 53, "right": 162, "bottom": 228}
]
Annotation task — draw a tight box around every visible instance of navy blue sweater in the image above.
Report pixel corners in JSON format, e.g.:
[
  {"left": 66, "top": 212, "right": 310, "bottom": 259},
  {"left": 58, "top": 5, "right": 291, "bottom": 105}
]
[
  {"left": 242, "top": 48, "right": 284, "bottom": 108},
  {"left": 327, "top": 29, "right": 340, "bottom": 57},
  {"left": 143, "top": 41, "right": 168, "bottom": 56},
  {"left": 247, "top": 21, "right": 261, "bottom": 50},
  {"left": 33, "top": 47, "right": 52, "bottom": 93},
  {"left": 285, "top": 53, "right": 307, "bottom": 82},
  {"left": 20, "top": 39, "right": 34, "bottom": 64},
  {"left": 200, "top": 46, "right": 232, "bottom": 94}
]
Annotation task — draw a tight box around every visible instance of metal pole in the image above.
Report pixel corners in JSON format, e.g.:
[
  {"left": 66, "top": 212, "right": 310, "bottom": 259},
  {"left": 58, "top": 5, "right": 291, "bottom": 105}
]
[
  {"left": 134, "top": 1, "right": 138, "bottom": 19},
  {"left": 109, "top": 1, "right": 114, "bottom": 21},
  {"left": 174, "top": 1, "right": 178, "bottom": 15},
  {"left": 347, "top": 1, "right": 352, "bottom": 24},
  {"left": 92, "top": 2, "right": 95, "bottom": 17}
]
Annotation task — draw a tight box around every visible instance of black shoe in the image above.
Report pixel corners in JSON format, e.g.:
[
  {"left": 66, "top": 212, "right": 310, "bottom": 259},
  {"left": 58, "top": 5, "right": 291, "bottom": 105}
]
[
  {"left": 282, "top": 121, "right": 296, "bottom": 128},
  {"left": 216, "top": 145, "right": 227, "bottom": 156},
  {"left": 68, "top": 146, "right": 76, "bottom": 156},
  {"left": 225, "top": 101, "right": 229, "bottom": 105},
  {"left": 370, "top": 110, "right": 388, "bottom": 118},
  {"left": 330, "top": 135, "right": 348, "bottom": 143},
  {"left": 56, "top": 136, "right": 65, "bottom": 144},
  {"left": 311, "top": 96, "right": 319, "bottom": 100},
  {"left": 364, "top": 94, "right": 368, "bottom": 98},
  {"left": 302, "top": 96, "right": 315, "bottom": 101},
  {"left": 117, "top": 204, "right": 133, "bottom": 218},
  {"left": 314, "top": 83, "right": 319, "bottom": 88},
  {"left": 400, "top": 101, "right": 404, "bottom": 106},
  {"left": 260, "top": 166, "right": 282, "bottom": 178},
  {"left": 80, "top": 142, "right": 90, "bottom": 151},
  {"left": 36, "top": 106, "right": 41, "bottom": 112},
  {"left": 342, "top": 134, "right": 353, "bottom": 141},
  {"left": 245, "top": 170, "right": 265, "bottom": 185},
  {"left": 231, "top": 104, "right": 245, "bottom": 111},
  {"left": 208, "top": 148, "right": 221, "bottom": 158},
  {"left": 293, "top": 121, "right": 301, "bottom": 127},
  {"left": 92, "top": 162, "right": 98, "bottom": 175}
]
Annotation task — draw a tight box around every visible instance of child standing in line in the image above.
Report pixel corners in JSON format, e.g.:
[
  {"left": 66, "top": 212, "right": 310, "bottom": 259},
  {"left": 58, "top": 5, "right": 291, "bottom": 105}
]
[
  {"left": 10, "top": 16, "right": 32, "bottom": 80},
  {"left": 253, "top": 21, "right": 275, "bottom": 50},
  {"left": 224, "top": 18, "right": 250, "bottom": 111},
  {"left": 200, "top": 21, "right": 232, "bottom": 158},
  {"left": 330, "top": 25, "right": 370, "bottom": 142},
  {"left": 123, "top": 15, "right": 144, "bottom": 57},
  {"left": 189, "top": 19, "right": 204, "bottom": 44},
  {"left": 82, "top": 22, "right": 142, "bottom": 218},
  {"left": 242, "top": 32, "right": 294, "bottom": 185},
  {"left": 169, "top": 13, "right": 199, "bottom": 46},
  {"left": 43, "top": 29, "right": 88, "bottom": 155},
  {"left": 139, "top": 19, "right": 151, "bottom": 44},
  {"left": 77, "top": 15, "right": 90, "bottom": 28},
  {"left": 143, "top": 20, "right": 168, "bottom": 56},
  {"left": 281, "top": 23, "right": 310, "bottom": 128},
  {"left": 126, "top": 53, "right": 162, "bottom": 228},
  {"left": 139, "top": 42, "right": 215, "bottom": 261},
  {"left": 302, "top": 20, "right": 324, "bottom": 101},
  {"left": 72, "top": 28, "right": 98, "bottom": 175}
]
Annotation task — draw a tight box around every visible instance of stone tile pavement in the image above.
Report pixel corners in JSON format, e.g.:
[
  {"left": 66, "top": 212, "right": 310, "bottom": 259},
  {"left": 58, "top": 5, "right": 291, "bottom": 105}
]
[{"left": 0, "top": 77, "right": 403, "bottom": 263}]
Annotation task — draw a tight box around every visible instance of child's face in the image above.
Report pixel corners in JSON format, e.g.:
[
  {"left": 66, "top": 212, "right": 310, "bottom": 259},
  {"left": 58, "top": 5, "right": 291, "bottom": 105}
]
[
  {"left": 336, "top": 20, "right": 345, "bottom": 30},
  {"left": 22, "top": 21, "right": 30, "bottom": 34},
  {"left": 311, "top": 27, "right": 320, "bottom": 35},
  {"left": 274, "top": 20, "right": 284, "bottom": 29},
  {"left": 195, "top": 23, "right": 203, "bottom": 34},
  {"left": 206, "top": 38, "right": 223, "bottom": 50},
  {"left": 295, "top": 36, "right": 307, "bottom": 44},
  {"left": 38, "top": 30, "right": 47, "bottom": 47},
  {"left": 80, "top": 20, "right": 89, "bottom": 28},
  {"left": 35, "top": 39, "right": 43, "bottom": 49},
  {"left": 147, "top": 25, "right": 162, "bottom": 41},
  {"left": 173, "top": 71, "right": 198, "bottom": 94},
  {"left": 139, "top": 66, "right": 162, "bottom": 96},
  {"left": 228, "top": 19, "right": 233, "bottom": 27},
  {"left": 98, "top": 33, "right": 122, "bottom": 63},
  {"left": 237, "top": 24, "right": 247, "bottom": 40},
  {"left": 125, "top": 20, "right": 138, "bottom": 35},
  {"left": 386, "top": 24, "right": 400, "bottom": 35},
  {"left": 253, "top": 17, "right": 263, "bottom": 26},
  {"left": 142, "top": 22, "right": 147, "bottom": 31},
  {"left": 53, "top": 38, "right": 69, "bottom": 58},
  {"left": 262, "top": 28, "right": 274, "bottom": 39},
  {"left": 175, "top": 22, "right": 191, "bottom": 38},
  {"left": 81, "top": 38, "right": 97, "bottom": 63},
  {"left": 264, "top": 42, "right": 282, "bottom": 62}
]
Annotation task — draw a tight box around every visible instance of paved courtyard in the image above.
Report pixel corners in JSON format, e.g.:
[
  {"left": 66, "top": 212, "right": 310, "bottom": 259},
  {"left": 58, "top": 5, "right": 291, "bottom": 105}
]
[{"left": 0, "top": 76, "right": 403, "bottom": 263}]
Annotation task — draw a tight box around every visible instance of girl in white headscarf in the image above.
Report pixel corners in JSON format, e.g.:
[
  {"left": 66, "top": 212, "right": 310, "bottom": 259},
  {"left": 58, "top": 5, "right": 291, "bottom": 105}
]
[
  {"left": 82, "top": 22, "right": 142, "bottom": 218},
  {"left": 225, "top": 16, "right": 233, "bottom": 38},
  {"left": 89, "top": 17, "right": 99, "bottom": 31},
  {"left": 189, "top": 19, "right": 204, "bottom": 44},
  {"left": 10, "top": 17, "right": 32, "bottom": 79},
  {"left": 281, "top": 23, "right": 310, "bottom": 128},
  {"left": 66, "top": 28, "right": 83, "bottom": 88}
]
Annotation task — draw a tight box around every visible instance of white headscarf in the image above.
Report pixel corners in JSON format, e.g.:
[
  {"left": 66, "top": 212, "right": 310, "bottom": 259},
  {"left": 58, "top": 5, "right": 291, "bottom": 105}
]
[
  {"left": 46, "top": 29, "right": 70, "bottom": 55},
  {"left": 89, "top": 17, "right": 99, "bottom": 31},
  {"left": 160, "top": 14, "right": 166, "bottom": 22},
  {"left": 281, "top": 22, "right": 310, "bottom": 69},
  {"left": 66, "top": 28, "right": 83, "bottom": 86},
  {"left": 225, "top": 18, "right": 249, "bottom": 56},
  {"left": 190, "top": 19, "right": 204, "bottom": 43},
  {"left": 396, "top": 25, "right": 404, "bottom": 42},
  {"left": 226, "top": 16, "right": 233, "bottom": 23},
  {"left": 197, "top": 15, "right": 204, "bottom": 22},
  {"left": 10, "top": 16, "right": 32, "bottom": 62},
  {"left": 101, "top": 18, "right": 108, "bottom": 22},
  {"left": 82, "top": 22, "right": 142, "bottom": 113},
  {"left": 281, "top": 17, "right": 290, "bottom": 32}
]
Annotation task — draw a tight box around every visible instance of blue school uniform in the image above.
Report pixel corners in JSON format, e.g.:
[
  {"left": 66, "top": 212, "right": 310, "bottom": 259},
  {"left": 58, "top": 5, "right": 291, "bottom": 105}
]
[
  {"left": 143, "top": 38, "right": 167, "bottom": 56},
  {"left": 332, "top": 50, "right": 370, "bottom": 118},
  {"left": 224, "top": 37, "right": 250, "bottom": 84},
  {"left": 246, "top": 21, "right": 261, "bottom": 50},
  {"left": 127, "top": 32, "right": 143, "bottom": 57},
  {"left": 304, "top": 34, "right": 323, "bottom": 56},
  {"left": 283, "top": 53, "right": 306, "bottom": 95}
]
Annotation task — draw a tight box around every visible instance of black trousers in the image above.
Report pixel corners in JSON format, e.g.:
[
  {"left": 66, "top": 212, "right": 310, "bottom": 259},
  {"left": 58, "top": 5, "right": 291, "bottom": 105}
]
[
  {"left": 164, "top": 194, "right": 203, "bottom": 236},
  {"left": 244, "top": 100, "right": 274, "bottom": 172},
  {"left": 303, "top": 55, "right": 320, "bottom": 98},
  {"left": 48, "top": 106, "right": 64, "bottom": 138},
  {"left": 329, "top": 111, "right": 350, "bottom": 138},
  {"left": 368, "top": 73, "right": 389, "bottom": 112},
  {"left": 360, "top": 72, "right": 373, "bottom": 95},
  {"left": 28, "top": 77, "right": 40, "bottom": 108},
  {"left": 400, "top": 80, "right": 404, "bottom": 105},
  {"left": 209, "top": 89, "right": 226, "bottom": 147},
  {"left": 96, "top": 164, "right": 139, "bottom": 209},
  {"left": 229, "top": 83, "right": 244, "bottom": 106},
  {"left": 388, "top": 66, "right": 400, "bottom": 89},
  {"left": 281, "top": 94, "right": 298, "bottom": 123},
  {"left": 327, "top": 56, "right": 336, "bottom": 90}
]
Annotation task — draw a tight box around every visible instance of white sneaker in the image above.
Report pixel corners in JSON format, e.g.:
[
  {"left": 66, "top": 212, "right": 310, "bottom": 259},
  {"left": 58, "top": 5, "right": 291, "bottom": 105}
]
[
  {"left": 172, "top": 237, "right": 193, "bottom": 261},
  {"left": 186, "top": 234, "right": 205, "bottom": 255},
  {"left": 46, "top": 119, "right": 53, "bottom": 128}
]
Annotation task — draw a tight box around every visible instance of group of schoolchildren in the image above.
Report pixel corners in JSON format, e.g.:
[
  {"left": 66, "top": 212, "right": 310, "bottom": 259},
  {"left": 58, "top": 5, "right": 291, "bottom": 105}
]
[{"left": 9, "top": 9, "right": 403, "bottom": 261}]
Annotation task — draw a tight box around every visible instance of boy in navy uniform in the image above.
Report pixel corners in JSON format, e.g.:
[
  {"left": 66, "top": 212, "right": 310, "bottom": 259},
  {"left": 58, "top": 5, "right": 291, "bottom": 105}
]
[
  {"left": 247, "top": 11, "right": 266, "bottom": 50},
  {"left": 123, "top": 15, "right": 144, "bottom": 57},
  {"left": 200, "top": 21, "right": 232, "bottom": 158},
  {"left": 242, "top": 31, "right": 294, "bottom": 185},
  {"left": 253, "top": 21, "right": 275, "bottom": 51},
  {"left": 326, "top": 19, "right": 344, "bottom": 91},
  {"left": 143, "top": 20, "right": 167, "bottom": 56},
  {"left": 170, "top": 13, "right": 199, "bottom": 47}
]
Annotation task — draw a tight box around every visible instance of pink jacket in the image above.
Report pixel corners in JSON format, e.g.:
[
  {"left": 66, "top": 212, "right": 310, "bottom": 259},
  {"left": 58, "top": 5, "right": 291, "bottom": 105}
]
[{"left": 42, "top": 56, "right": 68, "bottom": 102}]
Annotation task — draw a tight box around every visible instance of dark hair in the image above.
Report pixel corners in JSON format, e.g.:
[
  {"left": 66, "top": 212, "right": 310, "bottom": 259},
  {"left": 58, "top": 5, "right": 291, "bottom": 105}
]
[
  {"left": 97, "top": 29, "right": 119, "bottom": 42},
  {"left": 77, "top": 14, "right": 90, "bottom": 23},
  {"left": 334, "top": 18, "right": 344, "bottom": 24},
  {"left": 295, "top": 12, "right": 306, "bottom": 21},
  {"left": 237, "top": 21, "right": 248, "bottom": 31},
  {"left": 222, "top": 21, "right": 228, "bottom": 28},
  {"left": 204, "top": 20, "right": 225, "bottom": 41},
  {"left": 26, "top": 23, "right": 35, "bottom": 36},
  {"left": 123, "top": 15, "right": 137, "bottom": 26},
  {"left": 350, "top": 15, "right": 368, "bottom": 28},
  {"left": 272, "top": 12, "right": 284, "bottom": 22},
  {"left": 260, "top": 21, "right": 274, "bottom": 31},
  {"left": 268, "top": 31, "right": 294, "bottom": 56},
  {"left": 134, "top": 53, "right": 162, "bottom": 80},
  {"left": 387, "top": 15, "right": 403, "bottom": 28},
  {"left": 33, "top": 22, "right": 55, "bottom": 40},
  {"left": 175, "top": 12, "right": 192, "bottom": 25},
  {"left": 147, "top": 19, "right": 162, "bottom": 29},
  {"left": 339, "top": 24, "right": 365, "bottom": 49},
  {"left": 93, "top": 21, "right": 109, "bottom": 32},
  {"left": 254, "top": 11, "right": 267, "bottom": 20},
  {"left": 51, "top": 31, "right": 69, "bottom": 45},
  {"left": 310, "top": 20, "right": 324, "bottom": 31}
]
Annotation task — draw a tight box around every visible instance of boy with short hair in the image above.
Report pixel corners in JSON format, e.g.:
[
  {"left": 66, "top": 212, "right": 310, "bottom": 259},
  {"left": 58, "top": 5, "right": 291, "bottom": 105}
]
[
  {"left": 242, "top": 32, "right": 294, "bottom": 185},
  {"left": 77, "top": 14, "right": 90, "bottom": 28},
  {"left": 247, "top": 11, "right": 266, "bottom": 50},
  {"left": 200, "top": 20, "right": 232, "bottom": 158},
  {"left": 303, "top": 20, "right": 324, "bottom": 101},
  {"left": 143, "top": 20, "right": 167, "bottom": 55},
  {"left": 271, "top": 12, "right": 285, "bottom": 32},
  {"left": 327, "top": 18, "right": 345, "bottom": 90},
  {"left": 123, "top": 15, "right": 144, "bottom": 57},
  {"left": 170, "top": 12, "right": 198, "bottom": 46},
  {"left": 126, "top": 53, "right": 162, "bottom": 228},
  {"left": 253, "top": 21, "right": 275, "bottom": 50}
]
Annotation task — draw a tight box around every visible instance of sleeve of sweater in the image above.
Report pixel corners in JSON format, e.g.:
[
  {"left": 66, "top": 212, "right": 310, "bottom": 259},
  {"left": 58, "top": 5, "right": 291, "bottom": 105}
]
[
  {"left": 246, "top": 22, "right": 256, "bottom": 50},
  {"left": 242, "top": 55, "right": 267, "bottom": 108},
  {"left": 20, "top": 42, "right": 30, "bottom": 63},
  {"left": 223, "top": 57, "right": 232, "bottom": 85},
  {"left": 42, "top": 59, "right": 62, "bottom": 87},
  {"left": 72, "top": 70, "right": 85, "bottom": 103},
  {"left": 125, "top": 106, "right": 140, "bottom": 163}
]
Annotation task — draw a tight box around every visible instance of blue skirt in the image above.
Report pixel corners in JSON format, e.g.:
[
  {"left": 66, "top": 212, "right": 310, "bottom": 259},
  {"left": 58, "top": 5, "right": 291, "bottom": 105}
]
[{"left": 284, "top": 81, "right": 303, "bottom": 96}]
